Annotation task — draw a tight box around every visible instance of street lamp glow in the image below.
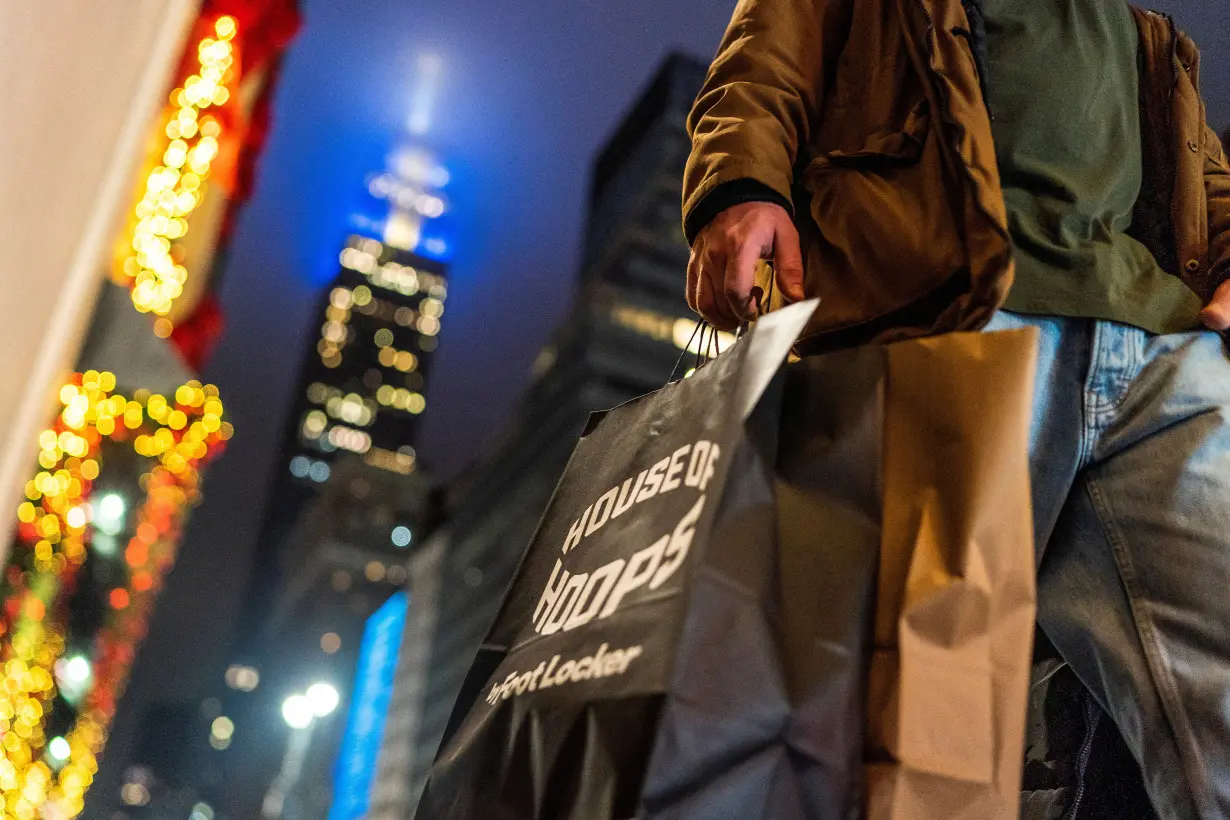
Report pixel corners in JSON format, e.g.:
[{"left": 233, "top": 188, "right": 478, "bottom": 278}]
[
  {"left": 65, "top": 505, "right": 88, "bottom": 530},
  {"left": 48, "top": 736, "right": 71, "bottom": 762},
  {"left": 95, "top": 492, "right": 127, "bottom": 535},
  {"left": 305, "top": 682, "right": 339, "bottom": 717},
  {"left": 210, "top": 716, "right": 234, "bottom": 741},
  {"left": 65, "top": 656, "right": 90, "bottom": 683},
  {"left": 281, "top": 694, "right": 313, "bottom": 729}
]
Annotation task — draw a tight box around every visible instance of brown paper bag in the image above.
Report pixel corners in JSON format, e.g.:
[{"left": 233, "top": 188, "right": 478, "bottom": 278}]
[{"left": 865, "top": 328, "right": 1039, "bottom": 820}]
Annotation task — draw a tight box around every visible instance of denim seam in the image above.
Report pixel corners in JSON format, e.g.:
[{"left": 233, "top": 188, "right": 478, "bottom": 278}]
[
  {"left": 1079, "top": 325, "right": 1105, "bottom": 469},
  {"left": 1102, "top": 323, "right": 1144, "bottom": 417},
  {"left": 1115, "top": 327, "right": 1147, "bottom": 408},
  {"left": 1083, "top": 474, "right": 1214, "bottom": 819}
]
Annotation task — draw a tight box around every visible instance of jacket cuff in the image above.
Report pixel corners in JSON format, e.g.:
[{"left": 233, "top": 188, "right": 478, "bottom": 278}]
[{"left": 683, "top": 179, "right": 794, "bottom": 245}]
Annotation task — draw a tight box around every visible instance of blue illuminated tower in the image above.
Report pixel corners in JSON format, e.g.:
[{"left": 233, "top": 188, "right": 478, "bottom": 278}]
[
  {"left": 362, "top": 52, "right": 709, "bottom": 819},
  {"left": 258, "top": 58, "right": 455, "bottom": 579},
  {"left": 211, "top": 56, "right": 455, "bottom": 820}
]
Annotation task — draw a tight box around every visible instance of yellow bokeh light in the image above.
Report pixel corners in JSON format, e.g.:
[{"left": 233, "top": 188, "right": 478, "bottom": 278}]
[
  {"left": 5, "top": 374, "right": 232, "bottom": 817},
  {"left": 11, "top": 25, "right": 246, "bottom": 813},
  {"left": 115, "top": 18, "right": 237, "bottom": 318},
  {"left": 65, "top": 507, "right": 87, "bottom": 531}
]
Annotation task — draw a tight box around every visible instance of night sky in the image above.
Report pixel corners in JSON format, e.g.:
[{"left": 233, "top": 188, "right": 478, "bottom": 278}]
[{"left": 124, "top": 0, "right": 1229, "bottom": 720}]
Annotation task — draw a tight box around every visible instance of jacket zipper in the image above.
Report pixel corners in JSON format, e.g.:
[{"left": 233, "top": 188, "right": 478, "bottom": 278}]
[
  {"left": 1064, "top": 694, "right": 1102, "bottom": 820},
  {"left": 953, "top": 0, "right": 994, "bottom": 121},
  {"left": 908, "top": 0, "right": 1012, "bottom": 245}
]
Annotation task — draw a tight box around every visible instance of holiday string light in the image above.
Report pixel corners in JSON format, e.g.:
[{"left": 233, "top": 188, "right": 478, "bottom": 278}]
[
  {"left": 0, "top": 373, "right": 230, "bottom": 819},
  {"left": 115, "top": 15, "right": 239, "bottom": 323}
]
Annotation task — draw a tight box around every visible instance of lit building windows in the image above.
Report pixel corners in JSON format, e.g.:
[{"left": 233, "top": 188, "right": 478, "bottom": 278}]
[
  {"left": 326, "top": 425, "right": 372, "bottom": 454},
  {"left": 121, "top": 783, "right": 151, "bottom": 807},
  {"left": 324, "top": 393, "right": 374, "bottom": 426},
  {"left": 306, "top": 382, "right": 330, "bottom": 404},
  {"left": 289, "top": 456, "right": 311, "bottom": 478},
  {"left": 308, "top": 461, "right": 331, "bottom": 483},
  {"left": 339, "top": 237, "right": 454, "bottom": 298},
  {"left": 395, "top": 350, "right": 418, "bottom": 371},
  {"left": 339, "top": 246, "right": 377, "bottom": 274},
  {"left": 302, "top": 410, "right": 328, "bottom": 440},
  {"left": 321, "top": 320, "right": 347, "bottom": 343},
  {"left": 606, "top": 304, "right": 737, "bottom": 353},
  {"left": 209, "top": 716, "right": 235, "bottom": 751},
  {"left": 374, "top": 387, "right": 425, "bottom": 415},
  {"left": 224, "top": 665, "right": 260, "bottom": 692},
  {"left": 330, "top": 287, "right": 353, "bottom": 309},
  {"left": 363, "top": 446, "right": 416, "bottom": 475}
]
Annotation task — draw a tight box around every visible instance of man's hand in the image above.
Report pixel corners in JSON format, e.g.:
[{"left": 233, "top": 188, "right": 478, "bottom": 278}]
[
  {"left": 1201, "top": 279, "right": 1230, "bottom": 332},
  {"left": 687, "top": 202, "right": 807, "bottom": 331}
]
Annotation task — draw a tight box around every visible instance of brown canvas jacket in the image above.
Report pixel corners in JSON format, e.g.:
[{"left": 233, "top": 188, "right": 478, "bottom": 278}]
[{"left": 683, "top": 0, "right": 1230, "bottom": 351}]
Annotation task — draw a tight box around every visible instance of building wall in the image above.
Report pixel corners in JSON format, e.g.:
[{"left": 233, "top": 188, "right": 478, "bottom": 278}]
[
  {"left": 366, "top": 536, "right": 447, "bottom": 818},
  {"left": 0, "top": 1, "right": 199, "bottom": 567},
  {"left": 365, "top": 53, "right": 709, "bottom": 814}
]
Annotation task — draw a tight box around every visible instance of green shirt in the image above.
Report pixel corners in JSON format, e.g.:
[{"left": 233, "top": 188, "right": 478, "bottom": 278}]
[{"left": 984, "top": 0, "right": 1203, "bottom": 334}]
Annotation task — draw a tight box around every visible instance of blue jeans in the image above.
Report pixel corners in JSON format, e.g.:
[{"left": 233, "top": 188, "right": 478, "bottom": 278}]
[{"left": 984, "top": 312, "right": 1230, "bottom": 819}]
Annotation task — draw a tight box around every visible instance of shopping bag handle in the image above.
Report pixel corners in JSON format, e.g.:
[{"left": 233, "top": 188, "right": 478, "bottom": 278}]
[
  {"left": 667, "top": 320, "right": 723, "bottom": 383},
  {"left": 668, "top": 260, "right": 781, "bottom": 384}
]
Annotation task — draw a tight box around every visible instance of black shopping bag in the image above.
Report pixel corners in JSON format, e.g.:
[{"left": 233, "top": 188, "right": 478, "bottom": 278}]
[
  {"left": 416, "top": 301, "right": 873, "bottom": 820},
  {"left": 416, "top": 306, "right": 1037, "bottom": 820}
]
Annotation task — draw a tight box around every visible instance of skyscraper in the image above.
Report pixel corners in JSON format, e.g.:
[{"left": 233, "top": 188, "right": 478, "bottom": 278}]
[
  {"left": 363, "top": 52, "right": 712, "bottom": 816},
  {"left": 162, "top": 61, "right": 456, "bottom": 820},
  {"left": 256, "top": 234, "right": 449, "bottom": 574}
]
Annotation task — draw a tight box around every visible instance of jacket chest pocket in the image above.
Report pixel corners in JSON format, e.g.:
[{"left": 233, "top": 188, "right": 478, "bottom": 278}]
[
  {"left": 798, "top": 94, "right": 969, "bottom": 323},
  {"left": 808, "top": 97, "right": 931, "bottom": 172}
]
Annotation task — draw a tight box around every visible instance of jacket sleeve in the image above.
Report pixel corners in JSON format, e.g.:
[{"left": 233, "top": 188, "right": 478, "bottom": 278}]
[
  {"left": 682, "top": 0, "right": 850, "bottom": 243},
  {"left": 1207, "top": 125, "right": 1230, "bottom": 284}
]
